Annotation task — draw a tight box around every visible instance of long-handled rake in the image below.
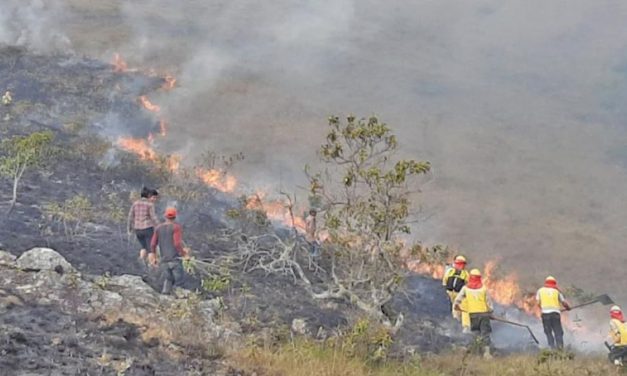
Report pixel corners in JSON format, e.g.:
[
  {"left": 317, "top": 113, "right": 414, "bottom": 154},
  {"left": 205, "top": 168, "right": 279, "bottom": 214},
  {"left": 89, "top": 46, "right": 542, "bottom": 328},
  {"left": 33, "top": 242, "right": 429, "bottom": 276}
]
[
  {"left": 562, "top": 294, "right": 614, "bottom": 312},
  {"left": 490, "top": 315, "right": 540, "bottom": 344},
  {"left": 457, "top": 307, "right": 540, "bottom": 345}
]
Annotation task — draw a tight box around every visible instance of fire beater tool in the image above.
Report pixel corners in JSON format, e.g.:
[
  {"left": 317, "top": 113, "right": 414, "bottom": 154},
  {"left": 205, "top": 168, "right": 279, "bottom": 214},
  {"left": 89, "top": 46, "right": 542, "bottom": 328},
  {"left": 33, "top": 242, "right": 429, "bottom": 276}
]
[
  {"left": 562, "top": 294, "right": 614, "bottom": 312},
  {"left": 489, "top": 315, "right": 540, "bottom": 344}
]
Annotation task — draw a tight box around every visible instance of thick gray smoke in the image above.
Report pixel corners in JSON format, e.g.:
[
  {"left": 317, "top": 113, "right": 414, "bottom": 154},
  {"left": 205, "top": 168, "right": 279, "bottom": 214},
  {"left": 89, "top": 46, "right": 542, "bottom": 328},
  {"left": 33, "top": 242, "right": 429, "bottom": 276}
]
[
  {"left": 4, "top": 1, "right": 627, "bottom": 314},
  {"left": 0, "top": 0, "right": 71, "bottom": 52}
]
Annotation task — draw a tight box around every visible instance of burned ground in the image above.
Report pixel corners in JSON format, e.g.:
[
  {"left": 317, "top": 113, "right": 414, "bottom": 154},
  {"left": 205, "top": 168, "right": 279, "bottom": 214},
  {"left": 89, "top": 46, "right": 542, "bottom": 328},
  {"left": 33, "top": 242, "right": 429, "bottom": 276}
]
[
  {"left": 0, "top": 46, "right": 525, "bottom": 374},
  {"left": 0, "top": 302, "right": 188, "bottom": 375}
]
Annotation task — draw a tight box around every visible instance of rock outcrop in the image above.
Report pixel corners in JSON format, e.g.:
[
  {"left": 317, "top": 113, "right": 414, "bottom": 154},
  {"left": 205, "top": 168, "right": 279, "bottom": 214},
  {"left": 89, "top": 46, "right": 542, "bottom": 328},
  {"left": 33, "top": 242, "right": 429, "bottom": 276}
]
[{"left": 0, "top": 248, "right": 239, "bottom": 375}]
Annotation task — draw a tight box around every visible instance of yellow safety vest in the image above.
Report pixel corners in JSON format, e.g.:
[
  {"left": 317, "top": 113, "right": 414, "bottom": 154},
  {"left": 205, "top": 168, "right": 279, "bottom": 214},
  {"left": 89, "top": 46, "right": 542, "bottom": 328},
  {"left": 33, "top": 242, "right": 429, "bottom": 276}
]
[
  {"left": 465, "top": 286, "right": 490, "bottom": 314},
  {"left": 538, "top": 287, "right": 561, "bottom": 311},
  {"left": 611, "top": 319, "right": 627, "bottom": 346}
]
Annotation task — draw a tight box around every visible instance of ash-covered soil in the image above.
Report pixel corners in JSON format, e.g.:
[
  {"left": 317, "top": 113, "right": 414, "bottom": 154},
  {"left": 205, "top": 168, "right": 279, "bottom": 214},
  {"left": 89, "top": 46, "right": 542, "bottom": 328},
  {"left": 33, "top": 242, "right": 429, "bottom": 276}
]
[
  {"left": 0, "top": 45, "right": 491, "bottom": 375},
  {"left": 0, "top": 302, "right": 186, "bottom": 376}
]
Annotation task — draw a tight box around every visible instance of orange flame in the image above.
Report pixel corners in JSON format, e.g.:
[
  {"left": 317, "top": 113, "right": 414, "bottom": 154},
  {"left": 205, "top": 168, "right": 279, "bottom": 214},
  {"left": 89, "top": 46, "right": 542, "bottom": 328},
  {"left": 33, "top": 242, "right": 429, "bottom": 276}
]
[
  {"left": 197, "top": 168, "right": 238, "bottom": 193},
  {"left": 162, "top": 75, "right": 177, "bottom": 90},
  {"left": 408, "top": 259, "right": 540, "bottom": 316},
  {"left": 245, "top": 192, "right": 306, "bottom": 230},
  {"left": 117, "top": 137, "right": 157, "bottom": 161},
  {"left": 117, "top": 137, "right": 179, "bottom": 173},
  {"left": 483, "top": 261, "right": 540, "bottom": 317},
  {"left": 167, "top": 154, "right": 181, "bottom": 172},
  {"left": 112, "top": 53, "right": 128, "bottom": 73},
  {"left": 138, "top": 96, "right": 161, "bottom": 112},
  {"left": 407, "top": 261, "right": 445, "bottom": 280}
]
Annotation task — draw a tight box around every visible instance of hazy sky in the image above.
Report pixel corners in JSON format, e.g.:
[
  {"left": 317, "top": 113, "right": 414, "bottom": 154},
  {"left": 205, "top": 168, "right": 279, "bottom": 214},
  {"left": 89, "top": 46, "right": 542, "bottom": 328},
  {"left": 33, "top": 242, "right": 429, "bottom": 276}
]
[{"left": 4, "top": 0, "right": 627, "bottom": 300}]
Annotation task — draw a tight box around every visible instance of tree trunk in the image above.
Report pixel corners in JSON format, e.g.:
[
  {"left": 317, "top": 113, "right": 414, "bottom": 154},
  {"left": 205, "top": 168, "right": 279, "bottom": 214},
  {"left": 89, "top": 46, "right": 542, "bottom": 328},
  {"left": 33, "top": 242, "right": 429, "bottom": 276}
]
[{"left": 7, "top": 175, "right": 19, "bottom": 216}]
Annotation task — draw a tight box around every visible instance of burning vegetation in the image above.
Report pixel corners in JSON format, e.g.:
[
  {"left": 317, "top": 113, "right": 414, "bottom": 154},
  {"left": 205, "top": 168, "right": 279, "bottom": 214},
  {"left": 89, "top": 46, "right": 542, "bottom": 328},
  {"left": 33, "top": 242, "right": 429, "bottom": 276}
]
[{"left": 0, "top": 46, "right": 621, "bottom": 375}]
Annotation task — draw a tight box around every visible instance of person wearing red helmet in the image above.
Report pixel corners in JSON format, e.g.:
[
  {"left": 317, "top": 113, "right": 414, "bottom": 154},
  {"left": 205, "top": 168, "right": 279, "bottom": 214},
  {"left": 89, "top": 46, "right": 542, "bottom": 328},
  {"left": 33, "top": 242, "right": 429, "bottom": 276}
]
[
  {"left": 535, "top": 276, "right": 570, "bottom": 349},
  {"left": 150, "top": 207, "right": 189, "bottom": 294},
  {"left": 608, "top": 305, "right": 627, "bottom": 366},
  {"left": 454, "top": 268, "right": 494, "bottom": 359},
  {"left": 442, "top": 255, "right": 470, "bottom": 332}
]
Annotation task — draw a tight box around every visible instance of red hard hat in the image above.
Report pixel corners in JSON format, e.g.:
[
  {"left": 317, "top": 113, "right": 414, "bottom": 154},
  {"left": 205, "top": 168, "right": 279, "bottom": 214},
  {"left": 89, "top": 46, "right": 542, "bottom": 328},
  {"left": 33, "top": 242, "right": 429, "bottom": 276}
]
[{"left": 164, "top": 207, "right": 177, "bottom": 219}]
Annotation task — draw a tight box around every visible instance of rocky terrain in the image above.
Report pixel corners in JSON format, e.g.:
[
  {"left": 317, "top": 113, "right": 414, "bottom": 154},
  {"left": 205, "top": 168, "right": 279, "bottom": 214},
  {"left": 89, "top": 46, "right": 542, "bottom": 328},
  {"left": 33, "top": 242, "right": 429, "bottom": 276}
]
[
  {"left": 0, "top": 46, "right": 555, "bottom": 375},
  {"left": 0, "top": 247, "right": 239, "bottom": 375}
]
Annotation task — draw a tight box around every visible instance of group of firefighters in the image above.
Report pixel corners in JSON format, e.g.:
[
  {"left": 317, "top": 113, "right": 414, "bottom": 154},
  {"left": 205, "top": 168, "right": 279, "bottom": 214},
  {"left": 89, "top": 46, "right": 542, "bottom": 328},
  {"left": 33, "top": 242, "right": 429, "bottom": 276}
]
[
  {"left": 128, "top": 186, "right": 626, "bottom": 363},
  {"left": 442, "top": 255, "right": 627, "bottom": 364}
]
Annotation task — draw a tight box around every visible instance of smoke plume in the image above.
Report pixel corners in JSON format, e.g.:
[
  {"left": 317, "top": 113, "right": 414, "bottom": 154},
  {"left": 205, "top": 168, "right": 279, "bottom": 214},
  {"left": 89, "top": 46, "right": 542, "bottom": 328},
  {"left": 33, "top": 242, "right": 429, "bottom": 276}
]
[{"left": 4, "top": 0, "right": 627, "bottom": 307}]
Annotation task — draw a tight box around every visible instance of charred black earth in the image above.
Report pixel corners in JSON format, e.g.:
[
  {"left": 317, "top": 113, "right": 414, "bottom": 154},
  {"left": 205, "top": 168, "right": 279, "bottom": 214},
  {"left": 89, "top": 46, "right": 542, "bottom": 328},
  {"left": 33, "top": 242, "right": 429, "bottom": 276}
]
[{"left": 0, "top": 46, "right": 535, "bottom": 375}]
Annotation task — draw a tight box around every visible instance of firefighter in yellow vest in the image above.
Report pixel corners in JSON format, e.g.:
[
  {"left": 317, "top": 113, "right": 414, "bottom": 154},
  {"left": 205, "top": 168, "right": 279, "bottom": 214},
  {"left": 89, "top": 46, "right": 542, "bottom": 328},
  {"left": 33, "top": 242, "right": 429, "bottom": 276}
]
[
  {"left": 608, "top": 305, "right": 627, "bottom": 366},
  {"left": 535, "top": 276, "right": 570, "bottom": 349},
  {"left": 454, "top": 268, "right": 493, "bottom": 359},
  {"left": 442, "top": 255, "right": 470, "bottom": 332}
]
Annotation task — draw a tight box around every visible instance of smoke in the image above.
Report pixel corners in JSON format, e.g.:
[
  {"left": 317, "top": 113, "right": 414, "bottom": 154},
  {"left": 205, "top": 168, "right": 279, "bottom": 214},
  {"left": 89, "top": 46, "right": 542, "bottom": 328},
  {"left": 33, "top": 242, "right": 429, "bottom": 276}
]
[
  {"left": 0, "top": 0, "right": 71, "bottom": 52},
  {"left": 4, "top": 0, "right": 627, "bottom": 315}
]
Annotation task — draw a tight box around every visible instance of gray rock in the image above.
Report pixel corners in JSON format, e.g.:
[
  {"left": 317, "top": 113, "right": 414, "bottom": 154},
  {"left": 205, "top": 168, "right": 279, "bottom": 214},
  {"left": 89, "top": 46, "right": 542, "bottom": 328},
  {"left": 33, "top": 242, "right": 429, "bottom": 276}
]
[
  {"left": 0, "top": 250, "right": 16, "bottom": 266},
  {"left": 16, "top": 248, "right": 75, "bottom": 273},
  {"left": 291, "top": 318, "right": 308, "bottom": 335}
]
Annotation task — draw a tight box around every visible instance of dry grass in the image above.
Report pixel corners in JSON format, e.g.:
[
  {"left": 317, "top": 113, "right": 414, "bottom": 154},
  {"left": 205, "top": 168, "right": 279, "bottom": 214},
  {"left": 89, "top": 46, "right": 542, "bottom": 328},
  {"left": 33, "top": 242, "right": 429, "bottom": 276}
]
[{"left": 231, "top": 339, "right": 623, "bottom": 376}]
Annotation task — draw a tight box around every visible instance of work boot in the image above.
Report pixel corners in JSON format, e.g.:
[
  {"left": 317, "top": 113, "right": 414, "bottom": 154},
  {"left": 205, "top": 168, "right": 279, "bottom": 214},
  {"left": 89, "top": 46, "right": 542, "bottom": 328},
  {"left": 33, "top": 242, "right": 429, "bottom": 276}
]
[
  {"left": 614, "top": 359, "right": 623, "bottom": 366},
  {"left": 462, "top": 327, "right": 471, "bottom": 334},
  {"left": 483, "top": 346, "right": 493, "bottom": 360}
]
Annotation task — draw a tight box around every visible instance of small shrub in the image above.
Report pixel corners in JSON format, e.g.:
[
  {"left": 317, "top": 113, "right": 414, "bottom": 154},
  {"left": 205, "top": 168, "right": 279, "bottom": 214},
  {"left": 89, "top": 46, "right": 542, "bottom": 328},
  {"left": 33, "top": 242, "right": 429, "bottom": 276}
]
[{"left": 43, "top": 194, "right": 95, "bottom": 239}]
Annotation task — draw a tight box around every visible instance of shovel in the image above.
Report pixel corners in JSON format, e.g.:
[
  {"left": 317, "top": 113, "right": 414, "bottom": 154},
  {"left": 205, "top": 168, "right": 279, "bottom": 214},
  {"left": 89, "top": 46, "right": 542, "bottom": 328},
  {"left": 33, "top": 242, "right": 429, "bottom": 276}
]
[
  {"left": 490, "top": 315, "right": 540, "bottom": 344},
  {"left": 562, "top": 294, "right": 614, "bottom": 312}
]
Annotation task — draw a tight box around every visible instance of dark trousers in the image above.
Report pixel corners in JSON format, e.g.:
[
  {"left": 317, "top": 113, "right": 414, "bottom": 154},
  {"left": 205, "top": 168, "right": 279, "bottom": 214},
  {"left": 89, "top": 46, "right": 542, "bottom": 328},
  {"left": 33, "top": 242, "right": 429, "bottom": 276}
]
[
  {"left": 609, "top": 345, "right": 627, "bottom": 363},
  {"left": 541, "top": 312, "right": 564, "bottom": 349},
  {"left": 135, "top": 227, "right": 154, "bottom": 250},
  {"left": 161, "top": 259, "right": 184, "bottom": 294},
  {"left": 470, "top": 313, "right": 492, "bottom": 346}
]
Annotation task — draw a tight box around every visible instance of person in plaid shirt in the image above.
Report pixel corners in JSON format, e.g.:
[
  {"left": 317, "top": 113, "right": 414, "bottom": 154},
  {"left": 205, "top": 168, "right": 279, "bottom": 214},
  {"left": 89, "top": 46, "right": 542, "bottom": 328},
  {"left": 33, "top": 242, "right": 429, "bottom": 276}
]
[{"left": 128, "top": 187, "right": 159, "bottom": 264}]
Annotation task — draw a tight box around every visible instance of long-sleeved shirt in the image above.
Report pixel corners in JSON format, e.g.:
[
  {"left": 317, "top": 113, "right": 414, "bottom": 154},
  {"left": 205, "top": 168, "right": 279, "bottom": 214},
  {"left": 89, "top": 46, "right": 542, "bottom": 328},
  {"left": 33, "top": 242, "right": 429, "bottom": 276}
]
[
  {"left": 151, "top": 222, "right": 184, "bottom": 262},
  {"left": 127, "top": 199, "right": 159, "bottom": 231}
]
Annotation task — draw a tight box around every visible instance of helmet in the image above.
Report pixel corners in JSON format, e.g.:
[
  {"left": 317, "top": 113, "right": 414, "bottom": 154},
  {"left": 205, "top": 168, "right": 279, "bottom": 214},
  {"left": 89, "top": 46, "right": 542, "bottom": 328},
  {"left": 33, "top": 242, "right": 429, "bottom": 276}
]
[
  {"left": 611, "top": 305, "right": 622, "bottom": 312},
  {"left": 545, "top": 276, "right": 556, "bottom": 282},
  {"left": 454, "top": 255, "right": 467, "bottom": 263},
  {"left": 470, "top": 268, "right": 481, "bottom": 277},
  {"left": 164, "top": 207, "right": 177, "bottom": 219}
]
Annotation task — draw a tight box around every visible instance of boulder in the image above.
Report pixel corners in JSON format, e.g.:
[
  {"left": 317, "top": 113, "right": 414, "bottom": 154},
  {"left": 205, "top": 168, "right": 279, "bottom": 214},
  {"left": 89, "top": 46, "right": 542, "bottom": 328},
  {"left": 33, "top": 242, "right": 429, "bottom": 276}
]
[
  {"left": 0, "top": 250, "right": 16, "bottom": 266},
  {"left": 291, "top": 318, "right": 309, "bottom": 335},
  {"left": 16, "top": 248, "right": 75, "bottom": 273}
]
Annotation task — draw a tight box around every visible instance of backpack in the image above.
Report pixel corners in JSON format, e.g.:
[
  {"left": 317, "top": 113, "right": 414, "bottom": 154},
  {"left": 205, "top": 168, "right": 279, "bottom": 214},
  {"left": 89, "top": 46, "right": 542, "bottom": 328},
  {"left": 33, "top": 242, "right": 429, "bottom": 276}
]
[{"left": 446, "top": 269, "right": 466, "bottom": 292}]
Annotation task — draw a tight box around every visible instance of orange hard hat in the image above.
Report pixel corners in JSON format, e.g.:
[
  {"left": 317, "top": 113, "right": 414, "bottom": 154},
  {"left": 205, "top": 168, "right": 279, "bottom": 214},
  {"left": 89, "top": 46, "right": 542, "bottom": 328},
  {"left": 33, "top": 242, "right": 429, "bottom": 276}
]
[{"left": 164, "top": 207, "right": 177, "bottom": 219}]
